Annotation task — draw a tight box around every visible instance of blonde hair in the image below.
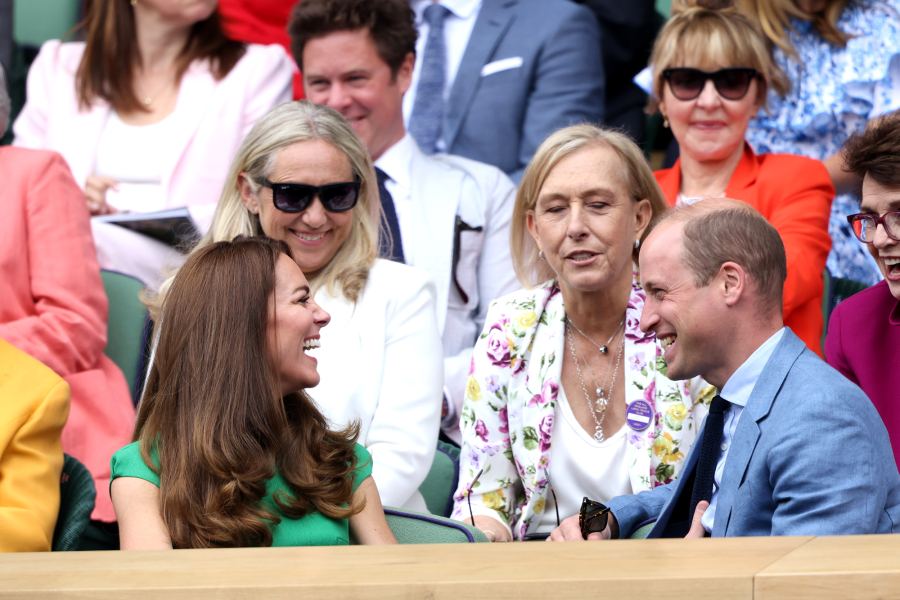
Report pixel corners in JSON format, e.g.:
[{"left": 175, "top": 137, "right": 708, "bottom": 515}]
[
  {"left": 154, "top": 101, "right": 379, "bottom": 314},
  {"left": 511, "top": 124, "right": 668, "bottom": 287},
  {"left": 650, "top": 5, "right": 788, "bottom": 104},
  {"left": 735, "top": 0, "right": 850, "bottom": 58}
]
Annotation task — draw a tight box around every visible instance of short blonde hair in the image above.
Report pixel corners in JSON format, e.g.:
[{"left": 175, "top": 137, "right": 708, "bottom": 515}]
[
  {"left": 650, "top": 5, "right": 788, "bottom": 104},
  {"left": 156, "top": 101, "right": 379, "bottom": 311},
  {"left": 511, "top": 124, "right": 668, "bottom": 287}
]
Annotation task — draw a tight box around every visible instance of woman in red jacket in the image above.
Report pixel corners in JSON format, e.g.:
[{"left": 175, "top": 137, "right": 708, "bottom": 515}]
[{"left": 649, "top": 5, "right": 833, "bottom": 354}]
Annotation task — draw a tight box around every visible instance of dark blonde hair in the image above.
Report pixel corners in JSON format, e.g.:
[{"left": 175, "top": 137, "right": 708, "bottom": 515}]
[
  {"left": 511, "top": 124, "right": 667, "bottom": 287},
  {"left": 736, "top": 0, "right": 850, "bottom": 58},
  {"left": 136, "top": 236, "right": 361, "bottom": 548},
  {"left": 75, "top": 0, "right": 245, "bottom": 113},
  {"left": 650, "top": 5, "right": 788, "bottom": 104}
]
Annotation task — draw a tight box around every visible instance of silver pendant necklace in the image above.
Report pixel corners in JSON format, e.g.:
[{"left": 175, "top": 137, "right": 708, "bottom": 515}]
[
  {"left": 566, "top": 316, "right": 624, "bottom": 355},
  {"left": 565, "top": 321, "right": 625, "bottom": 442}
]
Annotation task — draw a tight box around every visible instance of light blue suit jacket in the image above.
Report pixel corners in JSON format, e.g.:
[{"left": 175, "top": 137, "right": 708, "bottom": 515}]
[
  {"left": 444, "top": 0, "right": 604, "bottom": 181},
  {"left": 609, "top": 330, "right": 900, "bottom": 537}
]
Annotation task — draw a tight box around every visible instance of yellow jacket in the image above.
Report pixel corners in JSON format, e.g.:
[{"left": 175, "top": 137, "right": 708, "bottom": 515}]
[{"left": 0, "top": 340, "right": 70, "bottom": 551}]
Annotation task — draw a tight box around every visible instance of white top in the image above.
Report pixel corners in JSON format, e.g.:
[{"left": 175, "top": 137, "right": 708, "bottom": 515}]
[
  {"left": 94, "top": 112, "right": 176, "bottom": 213},
  {"left": 533, "top": 387, "right": 632, "bottom": 534},
  {"left": 374, "top": 134, "right": 416, "bottom": 264},
  {"left": 307, "top": 259, "right": 443, "bottom": 511},
  {"left": 403, "top": 0, "right": 482, "bottom": 150},
  {"left": 701, "top": 327, "right": 786, "bottom": 533}
]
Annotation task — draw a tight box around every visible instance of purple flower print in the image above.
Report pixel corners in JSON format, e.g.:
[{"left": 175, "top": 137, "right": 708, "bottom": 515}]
[
  {"left": 539, "top": 414, "right": 554, "bottom": 452},
  {"left": 475, "top": 419, "right": 489, "bottom": 442},
  {"left": 498, "top": 406, "right": 509, "bottom": 434},
  {"left": 643, "top": 379, "right": 656, "bottom": 402},
  {"left": 485, "top": 322, "right": 512, "bottom": 367},
  {"left": 486, "top": 375, "right": 501, "bottom": 394}
]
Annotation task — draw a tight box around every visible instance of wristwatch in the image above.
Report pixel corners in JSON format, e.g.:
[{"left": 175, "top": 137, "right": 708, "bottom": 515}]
[{"left": 579, "top": 496, "right": 610, "bottom": 539}]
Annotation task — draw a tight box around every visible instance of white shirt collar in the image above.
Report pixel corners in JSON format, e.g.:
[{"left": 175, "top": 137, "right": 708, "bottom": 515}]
[
  {"left": 411, "top": 0, "right": 481, "bottom": 21},
  {"left": 719, "top": 327, "right": 786, "bottom": 408},
  {"left": 374, "top": 133, "right": 415, "bottom": 191}
]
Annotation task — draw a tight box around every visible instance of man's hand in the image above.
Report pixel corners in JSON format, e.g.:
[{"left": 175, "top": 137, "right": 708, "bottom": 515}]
[
  {"left": 547, "top": 513, "right": 617, "bottom": 541},
  {"left": 685, "top": 501, "right": 709, "bottom": 538}
]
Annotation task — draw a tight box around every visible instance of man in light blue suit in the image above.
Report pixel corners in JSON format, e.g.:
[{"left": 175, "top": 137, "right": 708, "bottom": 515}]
[
  {"left": 550, "top": 200, "right": 900, "bottom": 540},
  {"left": 404, "top": 0, "right": 604, "bottom": 181}
]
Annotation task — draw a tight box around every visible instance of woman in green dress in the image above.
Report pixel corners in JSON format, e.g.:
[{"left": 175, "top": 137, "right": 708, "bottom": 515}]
[{"left": 110, "top": 236, "right": 396, "bottom": 548}]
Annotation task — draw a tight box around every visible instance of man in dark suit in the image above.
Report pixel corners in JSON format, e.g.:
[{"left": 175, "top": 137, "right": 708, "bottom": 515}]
[
  {"left": 404, "top": 0, "right": 604, "bottom": 181},
  {"left": 550, "top": 200, "right": 900, "bottom": 539}
]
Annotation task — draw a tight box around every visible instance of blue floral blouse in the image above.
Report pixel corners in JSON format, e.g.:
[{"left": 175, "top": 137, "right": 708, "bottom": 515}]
[{"left": 747, "top": 0, "right": 900, "bottom": 284}]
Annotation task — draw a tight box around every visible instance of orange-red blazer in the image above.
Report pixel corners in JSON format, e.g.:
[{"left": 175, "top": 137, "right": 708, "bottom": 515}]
[
  {"left": 0, "top": 147, "right": 135, "bottom": 521},
  {"left": 655, "top": 144, "right": 833, "bottom": 356}
]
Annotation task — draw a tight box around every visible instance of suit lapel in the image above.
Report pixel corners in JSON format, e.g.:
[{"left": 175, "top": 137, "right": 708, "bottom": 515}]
[
  {"left": 445, "top": 0, "right": 517, "bottom": 149},
  {"left": 408, "top": 146, "right": 461, "bottom": 332},
  {"left": 712, "top": 331, "right": 806, "bottom": 536}
]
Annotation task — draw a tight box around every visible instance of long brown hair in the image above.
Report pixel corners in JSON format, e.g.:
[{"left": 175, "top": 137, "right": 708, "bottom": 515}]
[
  {"left": 135, "top": 236, "right": 361, "bottom": 548},
  {"left": 75, "top": 0, "right": 246, "bottom": 113}
]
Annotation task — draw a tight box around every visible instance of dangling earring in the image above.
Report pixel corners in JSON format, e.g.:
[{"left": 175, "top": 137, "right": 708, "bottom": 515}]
[
  {"left": 131, "top": 0, "right": 138, "bottom": 6},
  {"left": 662, "top": 115, "right": 669, "bottom": 128},
  {"left": 634, "top": 239, "right": 640, "bottom": 250},
  {"left": 538, "top": 249, "right": 545, "bottom": 260}
]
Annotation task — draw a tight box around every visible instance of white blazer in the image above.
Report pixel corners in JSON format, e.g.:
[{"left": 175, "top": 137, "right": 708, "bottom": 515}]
[
  {"left": 13, "top": 40, "right": 294, "bottom": 209},
  {"left": 385, "top": 138, "right": 518, "bottom": 436},
  {"left": 308, "top": 259, "right": 443, "bottom": 512}
]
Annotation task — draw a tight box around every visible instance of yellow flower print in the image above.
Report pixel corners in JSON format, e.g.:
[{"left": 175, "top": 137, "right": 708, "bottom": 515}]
[
  {"left": 653, "top": 432, "right": 674, "bottom": 459},
  {"left": 665, "top": 449, "right": 684, "bottom": 463},
  {"left": 466, "top": 376, "right": 481, "bottom": 401},
  {"left": 516, "top": 311, "right": 537, "bottom": 330},
  {"left": 483, "top": 490, "right": 506, "bottom": 511},
  {"left": 533, "top": 498, "right": 546, "bottom": 514},
  {"left": 667, "top": 404, "right": 687, "bottom": 423}
]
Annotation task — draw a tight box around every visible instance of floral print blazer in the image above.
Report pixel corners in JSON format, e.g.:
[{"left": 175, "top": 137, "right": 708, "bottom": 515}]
[{"left": 451, "top": 278, "right": 713, "bottom": 539}]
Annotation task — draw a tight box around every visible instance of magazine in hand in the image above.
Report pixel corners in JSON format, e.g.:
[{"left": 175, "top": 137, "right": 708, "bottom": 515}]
[{"left": 95, "top": 208, "right": 201, "bottom": 249}]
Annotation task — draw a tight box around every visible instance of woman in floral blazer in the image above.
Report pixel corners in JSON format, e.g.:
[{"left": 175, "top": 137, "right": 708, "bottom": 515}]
[{"left": 451, "top": 125, "right": 712, "bottom": 541}]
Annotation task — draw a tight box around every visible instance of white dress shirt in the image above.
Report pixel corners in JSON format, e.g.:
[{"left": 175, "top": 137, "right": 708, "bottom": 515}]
[
  {"left": 403, "top": 0, "right": 483, "bottom": 138},
  {"left": 701, "top": 327, "right": 786, "bottom": 533}
]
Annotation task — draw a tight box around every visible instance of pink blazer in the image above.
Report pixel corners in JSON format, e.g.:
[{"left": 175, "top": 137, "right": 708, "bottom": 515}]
[
  {"left": 12, "top": 41, "right": 294, "bottom": 209},
  {"left": 0, "top": 147, "right": 135, "bottom": 521}
]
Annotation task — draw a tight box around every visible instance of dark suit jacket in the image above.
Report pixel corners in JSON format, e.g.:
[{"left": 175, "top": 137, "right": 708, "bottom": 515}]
[
  {"left": 444, "top": 0, "right": 604, "bottom": 181},
  {"left": 609, "top": 330, "right": 900, "bottom": 537}
]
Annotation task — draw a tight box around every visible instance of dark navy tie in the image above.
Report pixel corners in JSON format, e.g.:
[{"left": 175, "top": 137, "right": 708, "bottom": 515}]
[
  {"left": 408, "top": 3, "right": 450, "bottom": 154},
  {"left": 688, "top": 395, "right": 729, "bottom": 520},
  {"left": 375, "top": 167, "right": 405, "bottom": 263}
]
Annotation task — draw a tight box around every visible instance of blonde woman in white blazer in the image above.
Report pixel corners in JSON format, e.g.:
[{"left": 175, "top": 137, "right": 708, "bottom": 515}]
[{"left": 156, "top": 101, "right": 442, "bottom": 511}]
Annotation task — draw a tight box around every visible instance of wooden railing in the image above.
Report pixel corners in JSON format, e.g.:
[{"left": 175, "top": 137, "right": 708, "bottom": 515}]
[{"left": 0, "top": 534, "right": 898, "bottom": 599}]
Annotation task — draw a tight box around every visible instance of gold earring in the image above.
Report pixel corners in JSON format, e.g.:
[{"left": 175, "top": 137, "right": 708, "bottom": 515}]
[
  {"left": 131, "top": 0, "right": 137, "bottom": 6},
  {"left": 662, "top": 116, "right": 669, "bottom": 128}
]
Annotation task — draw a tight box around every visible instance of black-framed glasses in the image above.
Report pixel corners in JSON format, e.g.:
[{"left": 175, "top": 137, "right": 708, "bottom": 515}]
[
  {"left": 261, "top": 178, "right": 360, "bottom": 213},
  {"left": 662, "top": 67, "right": 760, "bottom": 101},
  {"left": 847, "top": 211, "right": 900, "bottom": 243},
  {"left": 579, "top": 497, "right": 610, "bottom": 540}
]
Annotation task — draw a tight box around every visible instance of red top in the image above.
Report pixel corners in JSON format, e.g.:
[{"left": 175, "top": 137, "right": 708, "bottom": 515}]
[
  {"left": 655, "top": 144, "right": 834, "bottom": 356},
  {"left": 219, "top": 0, "right": 304, "bottom": 99}
]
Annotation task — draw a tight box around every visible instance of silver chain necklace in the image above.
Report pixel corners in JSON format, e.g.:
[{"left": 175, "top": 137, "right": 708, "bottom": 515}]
[
  {"left": 566, "top": 316, "right": 624, "bottom": 354},
  {"left": 565, "top": 322, "right": 625, "bottom": 442}
]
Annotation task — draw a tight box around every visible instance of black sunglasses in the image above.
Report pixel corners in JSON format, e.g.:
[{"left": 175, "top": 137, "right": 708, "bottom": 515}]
[
  {"left": 261, "top": 178, "right": 361, "bottom": 213},
  {"left": 662, "top": 67, "right": 760, "bottom": 101}
]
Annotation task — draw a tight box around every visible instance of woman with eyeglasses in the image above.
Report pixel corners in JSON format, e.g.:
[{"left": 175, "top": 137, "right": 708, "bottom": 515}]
[
  {"left": 450, "top": 124, "right": 712, "bottom": 542},
  {"left": 741, "top": 0, "right": 900, "bottom": 286},
  {"left": 153, "top": 101, "right": 443, "bottom": 512},
  {"left": 825, "top": 112, "right": 900, "bottom": 470},
  {"left": 651, "top": 6, "right": 833, "bottom": 355},
  {"left": 112, "top": 236, "right": 397, "bottom": 547}
]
